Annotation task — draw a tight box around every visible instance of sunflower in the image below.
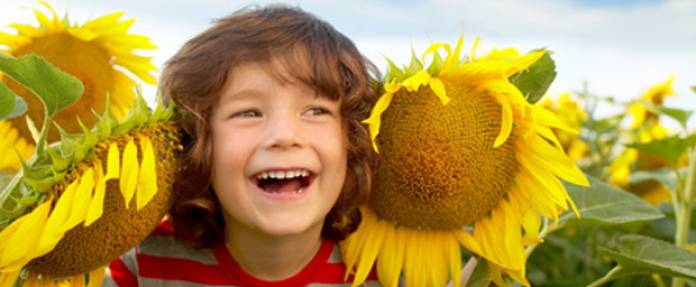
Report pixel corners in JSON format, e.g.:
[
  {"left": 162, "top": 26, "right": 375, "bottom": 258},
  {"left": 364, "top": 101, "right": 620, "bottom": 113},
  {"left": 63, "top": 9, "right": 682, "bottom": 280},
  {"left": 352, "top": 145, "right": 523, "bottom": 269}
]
[
  {"left": 0, "top": 1, "right": 157, "bottom": 171},
  {"left": 0, "top": 95, "right": 182, "bottom": 286},
  {"left": 627, "top": 75, "right": 675, "bottom": 129},
  {"left": 341, "top": 37, "right": 589, "bottom": 286},
  {"left": 608, "top": 77, "right": 679, "bottom": 206},
  {"left": 541, "top": 92, "right": 589, "bottom": 162}
]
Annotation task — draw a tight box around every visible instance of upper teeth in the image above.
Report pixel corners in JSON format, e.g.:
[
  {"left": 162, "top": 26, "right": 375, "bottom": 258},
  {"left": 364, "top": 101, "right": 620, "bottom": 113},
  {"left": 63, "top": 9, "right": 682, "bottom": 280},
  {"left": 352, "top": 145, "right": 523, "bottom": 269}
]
[{"left": 256, "top": 170, "right": 310, "bottom": 180}]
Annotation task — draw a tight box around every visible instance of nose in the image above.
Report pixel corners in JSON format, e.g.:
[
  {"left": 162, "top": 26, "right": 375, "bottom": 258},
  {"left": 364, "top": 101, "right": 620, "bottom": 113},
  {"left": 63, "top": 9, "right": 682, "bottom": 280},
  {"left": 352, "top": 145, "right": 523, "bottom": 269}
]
[{"left": 263, "top": 111, "right": 304, "bottom": 150}]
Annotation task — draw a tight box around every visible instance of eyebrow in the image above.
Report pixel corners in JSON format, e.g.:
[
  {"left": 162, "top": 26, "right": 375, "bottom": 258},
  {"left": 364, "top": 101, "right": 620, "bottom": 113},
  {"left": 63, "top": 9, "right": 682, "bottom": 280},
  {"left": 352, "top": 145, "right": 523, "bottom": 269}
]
[{"left": 221, "top": 88, "right": 267, "bottom": 102}]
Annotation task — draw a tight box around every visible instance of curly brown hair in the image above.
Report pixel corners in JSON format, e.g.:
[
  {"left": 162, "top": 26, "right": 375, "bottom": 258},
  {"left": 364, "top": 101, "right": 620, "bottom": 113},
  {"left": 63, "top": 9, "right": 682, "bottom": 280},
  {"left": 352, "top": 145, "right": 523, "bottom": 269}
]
[{"left": 160, "top": 5, "right": 378, "bottom": 248}]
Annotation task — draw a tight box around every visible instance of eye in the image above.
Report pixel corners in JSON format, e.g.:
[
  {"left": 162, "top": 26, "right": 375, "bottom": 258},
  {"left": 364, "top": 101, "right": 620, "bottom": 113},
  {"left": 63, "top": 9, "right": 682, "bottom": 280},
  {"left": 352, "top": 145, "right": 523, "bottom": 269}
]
[
  {"left": 304, "top": 106, "right": 332, "bottom": 116},
  {"left": 232, "top": 109, "right": 261, "bottom": 118}
]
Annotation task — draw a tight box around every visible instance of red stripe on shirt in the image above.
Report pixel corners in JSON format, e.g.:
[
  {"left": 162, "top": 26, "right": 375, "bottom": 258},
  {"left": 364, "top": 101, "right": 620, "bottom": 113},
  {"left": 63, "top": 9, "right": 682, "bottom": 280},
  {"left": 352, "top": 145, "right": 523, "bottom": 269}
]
[
  {"left": 108, "top": 258, "right": 138, "bottom": 287},
  {"left": 137, "top": 253, "right": 236, "bottom": 285}
]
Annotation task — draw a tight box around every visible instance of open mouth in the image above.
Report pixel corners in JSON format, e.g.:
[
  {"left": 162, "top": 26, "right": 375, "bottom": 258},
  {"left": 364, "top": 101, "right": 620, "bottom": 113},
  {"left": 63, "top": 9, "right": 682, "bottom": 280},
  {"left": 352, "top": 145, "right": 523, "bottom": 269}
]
[{"left": 252, "top": 169, "right": 314, "bottom": 194}]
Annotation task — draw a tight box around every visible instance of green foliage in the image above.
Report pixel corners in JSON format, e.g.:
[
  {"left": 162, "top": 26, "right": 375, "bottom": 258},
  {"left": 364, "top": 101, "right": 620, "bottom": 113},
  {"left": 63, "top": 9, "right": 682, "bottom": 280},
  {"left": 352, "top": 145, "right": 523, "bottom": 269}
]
[
  {"left": 509, "top": 50, "right": 556, "bottom": 104},
  {"left": 629, "top": 168, "right": 679, "bottom": 190},
  {"left": 657, "top": 106, "right": 692, "bottom": 130},
  {"left": 0, "top": 83, "right": 27, "bottom": 120},
  {"left": 467, "top": 259, "right": 493, "bottom": 287},
  {"left": 0, "top": 54, "right": 82, "bottom": 118},
  {"left": 560, "top": 176, "right": 664, "bottom": 227},
  {"left": 599, "top": 234, "right": 696, "bottom": 280},
  {"left": 627, "top": 134, "right": 696, "bottom": 166}
]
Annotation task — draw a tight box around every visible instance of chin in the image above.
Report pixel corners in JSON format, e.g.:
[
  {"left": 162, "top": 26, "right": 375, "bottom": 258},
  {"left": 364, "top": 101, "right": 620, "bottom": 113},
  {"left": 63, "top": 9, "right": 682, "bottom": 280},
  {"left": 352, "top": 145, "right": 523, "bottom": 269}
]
[{"left": 257, "top": 215, "right": 321, "bottom": 237}]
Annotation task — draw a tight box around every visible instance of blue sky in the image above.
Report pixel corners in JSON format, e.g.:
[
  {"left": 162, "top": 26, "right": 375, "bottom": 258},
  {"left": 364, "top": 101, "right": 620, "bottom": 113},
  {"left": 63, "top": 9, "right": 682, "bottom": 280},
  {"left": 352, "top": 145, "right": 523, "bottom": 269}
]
[{"left": 2, "top": 0, "right": 695, "bottom": 127}]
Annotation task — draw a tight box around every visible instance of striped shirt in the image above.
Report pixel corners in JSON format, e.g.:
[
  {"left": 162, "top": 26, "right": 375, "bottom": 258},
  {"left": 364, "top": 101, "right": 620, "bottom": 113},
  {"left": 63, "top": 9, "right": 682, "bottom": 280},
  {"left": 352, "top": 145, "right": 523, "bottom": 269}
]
[{"left": 102, "top": 224, "right": 379, "bottom": 287}]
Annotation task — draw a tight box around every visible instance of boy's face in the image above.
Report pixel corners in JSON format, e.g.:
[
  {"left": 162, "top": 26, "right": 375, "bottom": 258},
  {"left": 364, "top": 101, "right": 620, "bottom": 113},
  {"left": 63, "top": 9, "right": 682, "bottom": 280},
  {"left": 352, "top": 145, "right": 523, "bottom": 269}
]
[{"left": 210, "top": 62, "right": 347, "bottom": 237}]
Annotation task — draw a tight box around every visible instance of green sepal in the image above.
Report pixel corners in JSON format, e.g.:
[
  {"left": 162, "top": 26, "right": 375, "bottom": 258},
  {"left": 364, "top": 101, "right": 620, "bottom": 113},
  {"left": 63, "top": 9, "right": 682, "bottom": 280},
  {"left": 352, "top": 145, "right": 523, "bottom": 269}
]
[
  {"left": 426, "top": 51, "right": 445, "bottom": 77},
  {"left": 159, "top": 99, "right": 176, "bottom": 121},
  {"left": 149, "top": 95, "right": 166, "bottom": 125},
  {"left": 509, "top": 49, "right": 556, "bottom": 104},
  {"left": 76, "top": 117, "right": 98, "bottom": 154},
  {"left": 384, "top": 57, "right": 405, "bottom": 83},
  {"left": 47, "top": 145, "right": 73, "bottom": 172},
  {"left": 405, "top": 47, "right": 424, "bottom": 76},
  {"left": 112, "top": 92, "right": 150, "bottom": 136},
  {"left": 10, "top": 187, "right": 39, "bottom": 206}
]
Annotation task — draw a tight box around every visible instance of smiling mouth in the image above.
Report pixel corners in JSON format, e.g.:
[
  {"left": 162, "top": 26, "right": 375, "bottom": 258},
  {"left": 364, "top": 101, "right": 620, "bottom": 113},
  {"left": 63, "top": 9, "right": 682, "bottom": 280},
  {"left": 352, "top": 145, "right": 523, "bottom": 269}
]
[{"left": 252, "top": 169, "right": 314, "bottom": 194}]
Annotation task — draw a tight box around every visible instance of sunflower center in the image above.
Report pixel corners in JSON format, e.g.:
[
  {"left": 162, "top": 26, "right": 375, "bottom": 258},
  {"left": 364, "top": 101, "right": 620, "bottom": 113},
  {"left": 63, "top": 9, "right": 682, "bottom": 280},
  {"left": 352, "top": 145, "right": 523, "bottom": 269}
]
[
  {"left": 7, "top": 33, "right": 114, "bottom": 142},
  {"left": 369, "top": 79, "right": 519, "bottom": 229}
]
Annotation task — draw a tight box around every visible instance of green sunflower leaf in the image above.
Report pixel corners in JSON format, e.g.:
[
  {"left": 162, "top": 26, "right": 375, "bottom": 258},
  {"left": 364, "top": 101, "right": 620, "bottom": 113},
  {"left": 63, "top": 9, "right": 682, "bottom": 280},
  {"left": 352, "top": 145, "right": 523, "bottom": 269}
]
[
  {"left": 0, "top": 54, "right": 83, "bottom": 117},
  {"left": 0, "top": 83, "right": 27, "bottom": 120},
  {"left": 657, "top": 106, "right": 692, "bottom": 130},
  {"left": 627, "top": 134, "right": 696, "bottom": 166},
  {"left": 628, "top": 168, "right": 678, "bottom": 190},
  {"left": 560, "top": 176, "right": 664, "bottom": 227},
  {"left": 598, "top": 234, "right": 696, "bottom": 281},
  {"left": 509, "top": 50, "right": 556, "bottom": 104},
  {"left": 691, "top": 86, "right": 696, "bottom": 94}
]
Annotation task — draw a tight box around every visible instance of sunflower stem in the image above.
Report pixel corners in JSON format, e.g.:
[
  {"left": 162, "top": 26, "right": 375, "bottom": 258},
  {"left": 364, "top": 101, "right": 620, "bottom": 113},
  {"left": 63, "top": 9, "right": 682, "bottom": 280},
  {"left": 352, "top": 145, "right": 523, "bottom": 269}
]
[
  {"left": 588, "top": 265, "right": 623, "bottom": 287},
  {"left": 671, "top": 147, "right": 695, "bottom": 287},
  {"left": 34, "top": 109, "right": 52, "bottom": 159}
]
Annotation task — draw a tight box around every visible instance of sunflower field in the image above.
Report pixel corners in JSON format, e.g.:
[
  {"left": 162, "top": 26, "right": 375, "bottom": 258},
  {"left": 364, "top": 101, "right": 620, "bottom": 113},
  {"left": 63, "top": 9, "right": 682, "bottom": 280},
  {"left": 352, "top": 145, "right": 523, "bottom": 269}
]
[{"left": 0, "top": 2, "right": 695, "bottom": 287}]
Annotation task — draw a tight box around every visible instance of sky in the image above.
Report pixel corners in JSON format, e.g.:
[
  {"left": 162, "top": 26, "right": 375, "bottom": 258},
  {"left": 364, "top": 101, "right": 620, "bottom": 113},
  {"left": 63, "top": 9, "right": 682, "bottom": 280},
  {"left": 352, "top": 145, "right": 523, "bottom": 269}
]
[{"left": 1, "top": 0, "right": 695, "bottom": 127}]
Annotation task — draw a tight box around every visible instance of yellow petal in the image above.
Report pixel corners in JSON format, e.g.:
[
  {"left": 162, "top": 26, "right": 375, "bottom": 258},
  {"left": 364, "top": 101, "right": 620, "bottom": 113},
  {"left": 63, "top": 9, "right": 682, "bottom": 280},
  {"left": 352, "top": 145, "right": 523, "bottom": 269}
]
[
  {"left": 490, "top": 91, "right": 513, "bottom": 147},
  {"left": 534, "top": 105, "right": 578, "bottom": 134},
  {"left": 34, "top": 182, "right": 78, "bottom": 257},
  {"left": 0, "top": 270, "right": 21, "bottom": 287},
  {"left": 82, "top": 11, "right": 126, "bottom": 30},
  {"left": 428, "top": 78, "right": 450, "bottom": 105},
  {"left": 136, "top": 136, "right": 158, "bottom": 210},
  {"left": 362, "top": 91, "right": 397, "bottom": 153},
  {"left": 376, "top": 223, "right": 404, "bottom": 287},
  {"left": 65, "top": 168, "right": 95, "bottom": 229},
  {"left": 353, "top": 219, "right": 387, "bottom": 285},
  {"left": 120, "top": 138, "right": 139, "bottom": 207},
  {"left": 87, "top": 266, "right": 107, "bottom": 287},
  {"left": 441, "top": 35, "right": 464, "bottom": 75},
  {"left": 446, "top": 235, "right": 462, "bottom": 287},
  {"left": 470, "top": 36, "right": 480, "bottom": 61},
  {"left": 85, "top": 160, "right": 107, "bottom": 226},
  {"left": 105, "top": 143, "right": 121, "bottom": 180},
  {"left": 0, "top": 199, "right": 51, "bottom": 270},
  {"left": 401, "top": 70, "right": 431, "bottom": 92},
  {"left": 421, "top": 42, "right": 451, "bottom": 64},
  {"left": 67, "top": 28, "right": 99, "bottom": 42}
]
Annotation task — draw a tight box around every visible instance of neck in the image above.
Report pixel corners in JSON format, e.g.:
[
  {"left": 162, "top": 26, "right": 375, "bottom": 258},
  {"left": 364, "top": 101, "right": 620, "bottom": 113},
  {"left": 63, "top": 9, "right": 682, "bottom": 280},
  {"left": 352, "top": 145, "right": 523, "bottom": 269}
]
[{"left": 224, "top": 218, "right": 323, "bottom": 281}]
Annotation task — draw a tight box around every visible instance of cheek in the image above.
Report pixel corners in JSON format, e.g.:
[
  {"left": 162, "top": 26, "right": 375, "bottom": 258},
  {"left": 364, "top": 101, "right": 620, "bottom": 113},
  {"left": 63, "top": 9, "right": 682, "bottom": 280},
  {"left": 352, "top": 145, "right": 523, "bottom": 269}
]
[{"left": 210, "top": 127, "right": 252, "bottom": 188}]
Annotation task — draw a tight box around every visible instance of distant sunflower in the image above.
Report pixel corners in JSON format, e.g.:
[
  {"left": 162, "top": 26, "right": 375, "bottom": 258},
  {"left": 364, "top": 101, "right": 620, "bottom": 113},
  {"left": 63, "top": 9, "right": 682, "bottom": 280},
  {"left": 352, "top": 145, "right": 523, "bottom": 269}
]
[
  {"left": 609, "top": 77, "right": 678, "bottom": 206},
  {"left": 342, "top": 37, "right": 589, "bottom": 286},
  {"left": 628, "top": 75, "right": 675, "bottom": 129},
  {"left": 0, "top": 1, "right": 157, "bottom": 170},
  {"left": 541, "top": 92, "right": 589, "bottom": 162},
  {"left": 0, "top": 97, "right": 182, "bottom": 286}
]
